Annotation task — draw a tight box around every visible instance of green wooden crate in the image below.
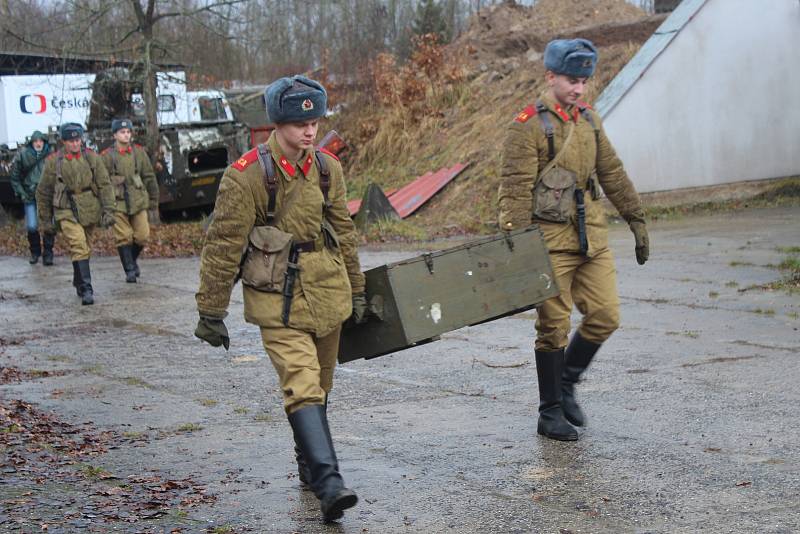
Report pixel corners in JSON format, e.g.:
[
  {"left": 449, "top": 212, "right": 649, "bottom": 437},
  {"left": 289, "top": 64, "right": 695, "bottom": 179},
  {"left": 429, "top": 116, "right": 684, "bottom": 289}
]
[{"left": 339, "top": 226, "right": 558, "bottom": 363}]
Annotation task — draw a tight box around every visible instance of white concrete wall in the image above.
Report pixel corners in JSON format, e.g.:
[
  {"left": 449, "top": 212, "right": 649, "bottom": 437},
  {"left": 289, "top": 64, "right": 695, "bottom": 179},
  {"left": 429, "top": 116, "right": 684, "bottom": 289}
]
[{"left": 602, "top": 0, "right": 800, "bottom": 193}]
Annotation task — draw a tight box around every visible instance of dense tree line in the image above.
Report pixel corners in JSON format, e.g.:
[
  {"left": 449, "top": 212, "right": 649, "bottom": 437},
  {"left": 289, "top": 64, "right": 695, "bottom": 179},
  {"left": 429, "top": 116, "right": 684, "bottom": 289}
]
[{"left": 0, "top": 0, "right": 515, "bottom": 85}]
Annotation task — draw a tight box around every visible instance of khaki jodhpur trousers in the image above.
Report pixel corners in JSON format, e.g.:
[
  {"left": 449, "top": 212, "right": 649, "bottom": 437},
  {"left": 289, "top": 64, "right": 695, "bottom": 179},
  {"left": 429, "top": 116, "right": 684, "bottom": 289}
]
[
  {"left": 59, "top": 219, "right": 93, "bottom": 261},
  {"left": 113, "top": 210, "right": 150, "bottom": 248},
  {"left": 260, "top": 325, "right": 341, "bottom": 414},
  {"left": 535, "top": 248, "right": 621, "bottom": 351}
]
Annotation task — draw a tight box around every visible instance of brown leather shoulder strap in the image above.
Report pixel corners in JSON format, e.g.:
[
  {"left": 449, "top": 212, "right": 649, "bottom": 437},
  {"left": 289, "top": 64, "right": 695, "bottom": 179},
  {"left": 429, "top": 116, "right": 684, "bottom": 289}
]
[
  {"left": 535, "top": 100, "right": 556, "bottom": 162},
  {"left": 314, "top": 149, "right": 331, "bottom": 212},
  {"left": 56, "top": 151, "right": 64, "bottom": 182},
  {"left": 255, "top": 143, "right": 277, "bottom": 224}
]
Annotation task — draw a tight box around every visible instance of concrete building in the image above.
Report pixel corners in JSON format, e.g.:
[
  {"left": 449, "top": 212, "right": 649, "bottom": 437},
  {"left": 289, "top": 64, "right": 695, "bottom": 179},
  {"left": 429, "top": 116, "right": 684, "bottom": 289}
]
[{"left": 595, "top": 0, "right": 800, "bottom": 194}]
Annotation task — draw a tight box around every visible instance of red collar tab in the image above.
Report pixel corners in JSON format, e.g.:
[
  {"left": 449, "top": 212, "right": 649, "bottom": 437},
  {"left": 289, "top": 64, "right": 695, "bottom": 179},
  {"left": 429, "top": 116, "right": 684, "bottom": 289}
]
[
  {"left": 301, "top": 154, "right": 313, "bottom": 176},
  {"left": 514, "top": 105, "right": 537, "bottom": 123},
  {"left": 118, "top": 146, "right": 132, "bottom": 154},
  {"left": 278, "top": 155, "right": 295, "bottom": 177},
  {"left": 65, "top": 152, "right": 81, "bottom": 161},
  {"left": 553, "top": 104, "right": 571, "bottom": 122}
]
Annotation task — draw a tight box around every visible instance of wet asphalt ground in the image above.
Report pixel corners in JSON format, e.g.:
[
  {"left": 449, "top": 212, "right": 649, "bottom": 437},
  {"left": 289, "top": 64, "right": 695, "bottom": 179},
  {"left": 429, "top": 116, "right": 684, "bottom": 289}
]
[{"left": 1, "top": 206, "right": 799, "bottom": 533}]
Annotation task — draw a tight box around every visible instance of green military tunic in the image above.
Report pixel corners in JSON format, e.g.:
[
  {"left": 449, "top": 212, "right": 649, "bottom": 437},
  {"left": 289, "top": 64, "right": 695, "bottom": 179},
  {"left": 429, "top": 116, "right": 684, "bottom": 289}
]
[
  {"left": 101, "top": 144, "right": 158, "bottom": 215},
  {"left": 36, "top": 149, "right": 115, "bottom": 228},
  {"left": 498, "top": 93, "right": 644, "bottom": 257},
  {"left": 196, "top": 132, "right": 365, "bottom": 337}
]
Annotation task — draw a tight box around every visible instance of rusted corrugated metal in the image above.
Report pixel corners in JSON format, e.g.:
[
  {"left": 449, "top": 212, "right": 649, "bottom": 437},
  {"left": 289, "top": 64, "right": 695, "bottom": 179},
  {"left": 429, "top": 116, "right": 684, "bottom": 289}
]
[
  {"left": 347, "top": 164, "right": 468, "bottom": 218},
  {"left": 347, "top": 198, "right": 362, "bottom": 216},
  {"left": 389, "top": 163, "right": 468, "bottom": 218}
]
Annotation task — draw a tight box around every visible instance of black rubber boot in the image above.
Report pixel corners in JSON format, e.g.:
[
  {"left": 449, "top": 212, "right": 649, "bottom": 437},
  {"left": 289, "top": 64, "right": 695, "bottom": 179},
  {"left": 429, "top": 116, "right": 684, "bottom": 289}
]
[
  {"left": 76, "top": 259, "right": 94, "bottom": 305},
  {"left": 288, "top": 405, "right": 357, "bottom": 522},
  {"left": 27, "top": 231, "right": 41, "bottom": 264},
  {"left": 535, "top": 349, "right": 578, "bottom": 441},
  {"left": 117, "top": 245, "right": 137, "bottom": 283},
  {"left": 295, "top": 444, "right": 311, "bottom": 485},
  {"left": 42, "top": 232, "right": 55, "bottom": 266},
  {"left": 72, "top": 261, "right": 82, "bottom": 297},
  {"left": 295, "top": 398, "right": 329, "bottom": 486},
  {"left": 562, "top": 332, "right": 602, "bottom": 427},
  {"left": 131, "top": 242, "right": 143, "bottom": 278}
]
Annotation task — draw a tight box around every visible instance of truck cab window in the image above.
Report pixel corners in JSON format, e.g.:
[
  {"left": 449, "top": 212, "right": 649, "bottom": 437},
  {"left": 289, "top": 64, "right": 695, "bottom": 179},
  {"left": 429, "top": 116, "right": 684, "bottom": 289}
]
[
  {"left": 198, "top": 97, "right": 226, "bottom": 121},
  {"left": 158, "top": 95, "right": 176, "bottom": 112}
]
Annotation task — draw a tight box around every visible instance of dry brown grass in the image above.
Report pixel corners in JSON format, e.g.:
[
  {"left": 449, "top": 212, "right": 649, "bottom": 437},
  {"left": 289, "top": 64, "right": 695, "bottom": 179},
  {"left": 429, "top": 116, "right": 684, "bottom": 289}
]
[{"left": 331, "top": 39, "right": 641, "bottom": 237}]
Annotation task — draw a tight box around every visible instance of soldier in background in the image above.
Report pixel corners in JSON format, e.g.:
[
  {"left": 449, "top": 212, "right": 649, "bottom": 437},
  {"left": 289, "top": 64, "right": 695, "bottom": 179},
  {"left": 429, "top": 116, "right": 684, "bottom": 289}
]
[
  {"left": 101, "top": 118, "right": 158, "bottom": 283},
  {"left": 498, "top": 39, "right": 650, "bottom": 441},
  {"left": 36, "top": 123, "right": 115, "bottom": 305},
  {"left": 10, "top": 131, "right": 55, "bottom": 265},
  {"left": 194, "top": 76, "right": 367, "bottom": 522}
]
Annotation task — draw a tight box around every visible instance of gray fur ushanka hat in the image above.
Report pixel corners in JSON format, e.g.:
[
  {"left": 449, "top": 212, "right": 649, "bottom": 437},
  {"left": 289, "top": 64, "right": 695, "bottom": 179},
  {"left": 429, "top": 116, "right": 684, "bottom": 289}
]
[
  {"left": 544, "top": 39, "right": 598, "bottom": 78},
  {"left": 265, "top": 75, "right": 327, "bottom": 124}
]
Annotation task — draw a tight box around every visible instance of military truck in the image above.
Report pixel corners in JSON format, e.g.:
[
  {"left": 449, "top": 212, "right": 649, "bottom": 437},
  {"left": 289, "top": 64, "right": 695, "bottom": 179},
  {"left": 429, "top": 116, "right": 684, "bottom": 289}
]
[
  {"left": 0, "top": 67, "right": 247, "bottom": 215},
  {"left": 87, "top": 69, "right": 247, "bottom": 214}
]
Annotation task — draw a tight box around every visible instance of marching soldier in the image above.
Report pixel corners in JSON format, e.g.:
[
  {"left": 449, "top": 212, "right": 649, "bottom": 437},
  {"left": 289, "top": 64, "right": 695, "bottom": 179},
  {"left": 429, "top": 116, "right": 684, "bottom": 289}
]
[
  {"left": 36, "top": 123, "right": 116, "bottom": 305},
  {"left": 195, "top": 76, "right": 367, "bottom": 522},
  {"left": 498, "top": 39, "right": 650, "bottom": 441},
  {"left": 101, "top": 118, "right": 159, "bottom": 283},
  {"left": 10, "top": 130, "right": 55, "bottom": 265}
]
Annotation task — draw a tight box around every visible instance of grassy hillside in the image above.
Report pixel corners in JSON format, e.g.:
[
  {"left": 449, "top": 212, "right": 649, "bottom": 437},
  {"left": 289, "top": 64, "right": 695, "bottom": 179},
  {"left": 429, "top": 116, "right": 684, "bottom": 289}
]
[{"left": 329, "top": 0, "right": 649, "bottom": 238}]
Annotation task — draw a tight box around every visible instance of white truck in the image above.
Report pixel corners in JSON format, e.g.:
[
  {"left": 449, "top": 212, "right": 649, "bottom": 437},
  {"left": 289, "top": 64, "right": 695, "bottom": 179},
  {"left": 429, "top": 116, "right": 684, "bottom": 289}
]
[
  {"left": 0, "top": 70, "right": 238, "bottom": 212},
  {"left": 0, "top": 71, "right": 233, "bottom": 148}
]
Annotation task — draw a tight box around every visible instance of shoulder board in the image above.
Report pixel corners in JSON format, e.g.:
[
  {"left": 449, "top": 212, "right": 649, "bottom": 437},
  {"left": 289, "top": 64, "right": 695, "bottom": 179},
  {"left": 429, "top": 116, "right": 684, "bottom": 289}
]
[
  {"left": 101, "top": 147, "right": 111, "bottom": 155},
  {"left": 319, "top": 147, "right": 339, "bottom": 162},
  {"left": 578, "top": 100, "right": 593, "bottom": 110},
  {"left": 134, "top": 143, "right": 143, "bottom": 148},
  {"left": 231, "top": 148, "right": 258, "bottom": 172},
  {"left": 47, "top": 152, "right": 57, "bottom": 160},
  {"left": 85, "top": 148, "right": 95, "bottom": 154},
  {"left": 514, "top": 105, "right": 537, "bottom": 123}
]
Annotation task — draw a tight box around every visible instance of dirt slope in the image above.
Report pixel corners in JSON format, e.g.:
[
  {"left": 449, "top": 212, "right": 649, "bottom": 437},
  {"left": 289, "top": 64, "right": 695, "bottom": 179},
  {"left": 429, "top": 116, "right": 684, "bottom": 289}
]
[{"left": 332, "top": 1, "right": 653, "bottom": 237}]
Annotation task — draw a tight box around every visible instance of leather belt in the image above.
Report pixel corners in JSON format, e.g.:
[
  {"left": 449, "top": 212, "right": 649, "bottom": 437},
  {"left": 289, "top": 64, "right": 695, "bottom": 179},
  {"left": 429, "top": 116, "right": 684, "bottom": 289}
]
[
  {"left": 294, "top": 235, "right": 324, "bottom": 252},
  {"left": 294, "top": 240, "right": 316, "bottom": 253}
]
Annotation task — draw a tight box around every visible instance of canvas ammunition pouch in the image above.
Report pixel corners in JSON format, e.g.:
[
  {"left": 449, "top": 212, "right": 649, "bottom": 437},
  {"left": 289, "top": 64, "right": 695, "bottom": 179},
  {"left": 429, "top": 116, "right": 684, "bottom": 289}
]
[
  {"left": 110, "top": 149, "right": 144, "bottom": 202},
  {"left": 53, "top": 180, "right": 68, "bottom": 210},
  {"left": 239, "top": 144, "right": 332, "bottom": 293},
  {"left": 532, "top": 102, "right": 577, "bottom": 223},
  {"left": 55, "top": 150, "right": 101, "bottom": 226},
  {"left": 532, "top": 101, "right": 603, "bottom": 223},
  {"left": 533, "top": 167, "right": 577, "bottom": 223},
  {"left": 240, "top": 225, "right": 294, "bottom": 292}
]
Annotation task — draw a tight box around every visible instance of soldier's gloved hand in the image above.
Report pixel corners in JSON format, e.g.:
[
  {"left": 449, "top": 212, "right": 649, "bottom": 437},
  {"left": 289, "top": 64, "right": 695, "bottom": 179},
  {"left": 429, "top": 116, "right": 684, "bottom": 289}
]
[
  {"left": 100, "top": 210, "right": 115, "bottom": 229},
  {"left": 351, "top": 293, "right": 369, "bottom": 324},
  {"left": 194, "top": 315, "right": 230, "bottom": 350},
  {"left": 629, "top": 221, "right": 649, "bottom": 265}
]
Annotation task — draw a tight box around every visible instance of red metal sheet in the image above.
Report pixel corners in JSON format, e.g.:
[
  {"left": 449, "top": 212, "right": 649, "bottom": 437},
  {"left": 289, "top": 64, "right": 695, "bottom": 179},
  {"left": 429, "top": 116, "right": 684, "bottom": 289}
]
[
  {"left": 347, "top": 198, "right": 361, "bottom": 216},
  {"left": 347, "top": 162, "right": 467, "bottom": 219},
  {"left": 388, "top": 163, "right": 468, "bottom": 218}
]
